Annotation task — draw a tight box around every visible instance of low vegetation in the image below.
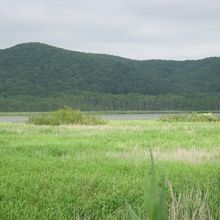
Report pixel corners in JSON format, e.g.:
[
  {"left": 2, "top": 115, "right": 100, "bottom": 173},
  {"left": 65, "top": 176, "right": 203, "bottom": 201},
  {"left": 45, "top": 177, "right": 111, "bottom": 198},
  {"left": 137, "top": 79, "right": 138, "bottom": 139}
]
[
  {"left": 28, "top": 107, "right": 105, "bottom": 125},
  {"left": 0, "top": 120, "right": 219, "bottom": 219},
  {"left": 159, "top": 112, "right": 219, "bottom": 122}
]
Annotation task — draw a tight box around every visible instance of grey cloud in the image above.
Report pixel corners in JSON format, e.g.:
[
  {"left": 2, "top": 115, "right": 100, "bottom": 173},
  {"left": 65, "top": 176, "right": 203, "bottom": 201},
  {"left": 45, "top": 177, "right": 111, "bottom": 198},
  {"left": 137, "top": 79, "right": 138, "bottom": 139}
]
[{"left": 0, "top": 0, "right": 219, "bottom": 60}]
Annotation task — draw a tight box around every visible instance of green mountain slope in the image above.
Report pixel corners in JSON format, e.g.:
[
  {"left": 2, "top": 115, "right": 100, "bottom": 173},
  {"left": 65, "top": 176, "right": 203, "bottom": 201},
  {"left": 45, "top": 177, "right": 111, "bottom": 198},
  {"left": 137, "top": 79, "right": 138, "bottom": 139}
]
[{"left": 0, "top": 42, "right": 219, "bottom": 111}]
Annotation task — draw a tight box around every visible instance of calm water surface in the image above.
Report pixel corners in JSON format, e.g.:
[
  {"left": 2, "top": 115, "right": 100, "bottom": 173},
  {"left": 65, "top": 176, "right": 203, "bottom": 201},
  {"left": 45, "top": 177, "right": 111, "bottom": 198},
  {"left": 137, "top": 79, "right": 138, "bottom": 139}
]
[
  {"left": 0, "top": 116, "right": 29, "bottom": 123},
  {"left": 0, "top": 113, "right": 219, "bottom": 123},
  {"left": 100, "top": 114, "right": 164, "bottom": 120}
]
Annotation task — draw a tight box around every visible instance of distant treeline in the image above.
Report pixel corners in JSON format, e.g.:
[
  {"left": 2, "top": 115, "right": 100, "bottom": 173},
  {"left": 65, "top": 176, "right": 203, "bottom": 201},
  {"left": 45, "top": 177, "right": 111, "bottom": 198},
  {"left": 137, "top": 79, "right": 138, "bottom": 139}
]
[
  {"left": 1, "top": 92, "right": 219, "bottom": 112},
  {"left": 1, "top": 43, "right": 220, "bottom": 111}
]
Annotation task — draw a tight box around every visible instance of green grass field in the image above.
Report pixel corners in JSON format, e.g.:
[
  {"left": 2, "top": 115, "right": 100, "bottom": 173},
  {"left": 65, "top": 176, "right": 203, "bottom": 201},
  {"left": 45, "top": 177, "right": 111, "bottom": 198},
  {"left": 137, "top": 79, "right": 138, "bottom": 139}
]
[{"left": 0, "top": 121, "right": 219, "bottom": 219}]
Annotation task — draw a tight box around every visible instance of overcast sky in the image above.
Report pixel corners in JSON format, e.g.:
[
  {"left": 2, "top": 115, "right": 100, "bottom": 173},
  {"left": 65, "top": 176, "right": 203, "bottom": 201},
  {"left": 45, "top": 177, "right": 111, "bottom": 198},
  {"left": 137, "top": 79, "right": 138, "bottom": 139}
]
[{"left": 1, "top": 0, "right": 220, "bottom": 60}]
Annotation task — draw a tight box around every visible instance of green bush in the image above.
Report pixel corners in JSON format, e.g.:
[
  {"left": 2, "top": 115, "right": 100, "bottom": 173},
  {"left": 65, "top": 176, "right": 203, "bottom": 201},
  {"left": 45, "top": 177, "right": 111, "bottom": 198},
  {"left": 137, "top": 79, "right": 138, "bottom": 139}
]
[
  {"left": 159, "top": 112, "right": 218, "bottom": 122},
  {"left": 28, "top": 107, "right": 106, "bottom": 125}
]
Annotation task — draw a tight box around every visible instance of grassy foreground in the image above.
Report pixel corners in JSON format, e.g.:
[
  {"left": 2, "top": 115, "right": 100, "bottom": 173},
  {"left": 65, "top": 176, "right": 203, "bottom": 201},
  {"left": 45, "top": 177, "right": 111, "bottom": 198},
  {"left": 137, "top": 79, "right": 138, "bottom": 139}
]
[{"left": 0, "top": 121, "right": 219, "bottom": 219}]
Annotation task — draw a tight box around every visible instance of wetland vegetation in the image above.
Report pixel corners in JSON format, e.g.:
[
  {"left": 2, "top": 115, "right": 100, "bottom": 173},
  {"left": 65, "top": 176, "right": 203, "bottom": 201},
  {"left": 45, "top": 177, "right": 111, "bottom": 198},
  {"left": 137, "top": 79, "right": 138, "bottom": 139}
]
[{"left": 0, "top": 119, "right": 219, "bottom": 219}]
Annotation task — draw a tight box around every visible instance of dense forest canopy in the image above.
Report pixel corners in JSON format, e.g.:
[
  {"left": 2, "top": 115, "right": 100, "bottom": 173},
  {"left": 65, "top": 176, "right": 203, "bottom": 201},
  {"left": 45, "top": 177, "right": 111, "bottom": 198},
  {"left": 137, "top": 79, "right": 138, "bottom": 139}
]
[{"left": 0, "top": 42, "right": 219, "bottom": 111}]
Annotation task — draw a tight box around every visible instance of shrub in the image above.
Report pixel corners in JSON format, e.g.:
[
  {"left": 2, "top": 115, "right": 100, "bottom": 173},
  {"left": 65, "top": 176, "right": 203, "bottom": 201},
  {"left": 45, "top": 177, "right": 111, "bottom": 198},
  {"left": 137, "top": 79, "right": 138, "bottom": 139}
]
[
  {"left": 159, "top": 112, "right": 218, "bottom": 122},
  {"left": 28, "top": 107, "right": 106, "bottom": 125}
]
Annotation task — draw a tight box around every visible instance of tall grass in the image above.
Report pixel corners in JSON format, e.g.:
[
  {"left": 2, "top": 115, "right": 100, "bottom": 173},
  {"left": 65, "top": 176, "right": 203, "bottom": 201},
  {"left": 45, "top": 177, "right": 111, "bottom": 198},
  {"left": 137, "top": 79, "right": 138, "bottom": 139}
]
[
  {"left": 127, "top": 151, "right": 218, "bottom": 220},
  {"left": 28, "top": 107, "right": 106, "bottom": 125},
  {"left": 168, "top": 183, "right": 216, "bottom": 220},
  {"left": 127, "top": 151, "right": 167, "bottom": 220},
  {"left": 0, "top": 122, "right": 219, "bottom": 219}
]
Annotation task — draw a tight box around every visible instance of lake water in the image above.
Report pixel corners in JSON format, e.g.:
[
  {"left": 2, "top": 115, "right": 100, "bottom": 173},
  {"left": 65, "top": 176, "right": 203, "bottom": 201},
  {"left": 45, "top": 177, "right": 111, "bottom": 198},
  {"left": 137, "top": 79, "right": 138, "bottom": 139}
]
[
  {"left": 0, "top": 113, "right": 219, "bottom": 123},
  {"left": 0, "top": 116, "right": 29, "bottom": 123},
  {"left": 99, "top": 114, "right": 164, "bottom": 120}
]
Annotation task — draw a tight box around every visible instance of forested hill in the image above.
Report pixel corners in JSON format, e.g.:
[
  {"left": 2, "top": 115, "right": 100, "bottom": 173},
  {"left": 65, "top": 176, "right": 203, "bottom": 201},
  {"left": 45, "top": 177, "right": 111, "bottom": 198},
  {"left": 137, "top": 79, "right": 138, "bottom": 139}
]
[{"left": 0, "top": 42, "right": 220, "bottom": 111}]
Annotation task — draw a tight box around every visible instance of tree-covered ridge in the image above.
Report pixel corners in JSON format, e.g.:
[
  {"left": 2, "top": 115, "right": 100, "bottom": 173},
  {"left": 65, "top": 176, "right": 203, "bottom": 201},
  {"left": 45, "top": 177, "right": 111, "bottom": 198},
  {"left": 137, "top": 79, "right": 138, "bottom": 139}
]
[
  {"left": 1, "top": 42, "right": 220, "bottom": 96},
  {"left": 0, "top": 42, "right": 219, "bottom": 111}
]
